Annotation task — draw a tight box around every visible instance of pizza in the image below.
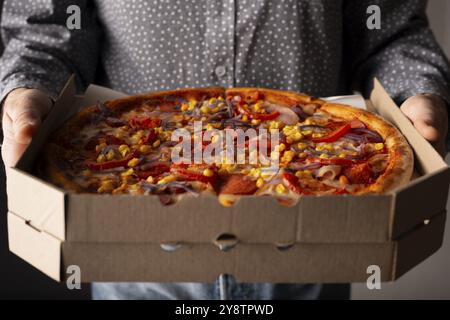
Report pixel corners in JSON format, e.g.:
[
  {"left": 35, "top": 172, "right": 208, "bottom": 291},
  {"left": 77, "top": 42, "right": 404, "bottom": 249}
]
[{"left": 39, "top": 87, "right": 413, "bottom": 207}]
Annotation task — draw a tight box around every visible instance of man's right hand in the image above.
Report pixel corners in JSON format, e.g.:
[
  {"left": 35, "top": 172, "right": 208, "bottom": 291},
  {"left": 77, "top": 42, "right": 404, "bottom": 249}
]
[{"left": 1, "top": 88, "right": 53, "bottom": 167}]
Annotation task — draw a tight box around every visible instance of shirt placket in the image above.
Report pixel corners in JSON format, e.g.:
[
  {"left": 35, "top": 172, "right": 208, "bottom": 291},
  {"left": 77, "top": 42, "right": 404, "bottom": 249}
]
[{"left": 206, "top": 0, "right": 236, "bottom": 87}]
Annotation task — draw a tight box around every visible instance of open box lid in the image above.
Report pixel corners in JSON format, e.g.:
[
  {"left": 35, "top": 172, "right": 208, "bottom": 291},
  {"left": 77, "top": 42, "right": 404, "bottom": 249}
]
[{"left": 6, "top": 77, "right": 450, "bottom": 244}]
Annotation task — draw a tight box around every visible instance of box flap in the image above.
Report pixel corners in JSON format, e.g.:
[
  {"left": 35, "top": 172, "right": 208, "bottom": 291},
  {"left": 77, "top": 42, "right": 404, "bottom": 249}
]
[
  {"left": 394, "top": 211, "right": 446, "bottom": 279},
  {"left": 7, "top": 168, "right": 65, "bottom": 240},
  {"left": 393, "top": 168, "right": 450, "bottom": 238},
  {"left": 7, "top": 212, "right": 61, "bottom": 282}
]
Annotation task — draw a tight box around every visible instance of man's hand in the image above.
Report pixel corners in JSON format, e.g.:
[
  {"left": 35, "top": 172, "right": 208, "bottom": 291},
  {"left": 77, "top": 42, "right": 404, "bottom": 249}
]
[
  {"left": 400, "top": 94, "right": 448, "bottom": 157},
  {"left": 1, "top": 88, "right": 53, "bottom": 167}
]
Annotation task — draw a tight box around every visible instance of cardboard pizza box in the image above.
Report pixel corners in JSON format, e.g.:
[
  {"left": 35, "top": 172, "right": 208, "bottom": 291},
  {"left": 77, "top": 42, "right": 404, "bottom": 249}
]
[{"left": 6, "top": 76, "right": 449, "bottom": 283}]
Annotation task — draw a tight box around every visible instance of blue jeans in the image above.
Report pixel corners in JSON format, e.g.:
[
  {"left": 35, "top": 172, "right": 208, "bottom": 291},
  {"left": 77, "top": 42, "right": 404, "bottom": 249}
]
[{"left": 92, "top": 279, "right": 322, "bottom": 300}]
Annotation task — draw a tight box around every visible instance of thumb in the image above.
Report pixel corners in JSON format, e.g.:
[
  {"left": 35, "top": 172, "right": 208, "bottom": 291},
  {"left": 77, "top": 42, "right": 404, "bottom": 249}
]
[
  {"left": 4, "top": 88, "right": 52, "bottom": 144},
  {"left": 11, "top": 108, "right": 43, "bottom": 145}
]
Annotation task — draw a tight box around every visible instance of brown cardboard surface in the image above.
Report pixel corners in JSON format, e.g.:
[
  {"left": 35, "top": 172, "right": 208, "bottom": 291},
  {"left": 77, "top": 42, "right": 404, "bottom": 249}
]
[
  {"left": 8, "top": 210, "right": 443, "bottom": 283},
  {"left": 8, "top": 212, "right": 61, "bottom": 281},
  {"left": 6, "top": 77, "right": 449, "bottom": 282},
  {"left": 65, "top": 193, "right": 392, "bottom": 243}
]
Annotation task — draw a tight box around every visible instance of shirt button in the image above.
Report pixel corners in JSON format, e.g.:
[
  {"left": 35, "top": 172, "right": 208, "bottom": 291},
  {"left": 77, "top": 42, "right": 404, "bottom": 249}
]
[{"left": 215, "top": 66, "right": 226, "bottom": 77}]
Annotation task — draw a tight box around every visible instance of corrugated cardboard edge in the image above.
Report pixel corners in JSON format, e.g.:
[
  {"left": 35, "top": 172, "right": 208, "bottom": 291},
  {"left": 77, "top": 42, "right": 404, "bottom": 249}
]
[{"left": 8, "top": 212, "right": 61, "bottom": 281}]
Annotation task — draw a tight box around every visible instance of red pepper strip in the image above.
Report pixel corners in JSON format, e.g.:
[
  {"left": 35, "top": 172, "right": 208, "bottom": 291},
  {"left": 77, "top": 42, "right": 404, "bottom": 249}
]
[
  {"left": 282, "top": 172, "right": 311, "bottom": 195},
  {"left": 142, "top": 129, "right": 158, "bottom": 144},
  {"left": 86, "top": 150, "right": 139, "bottom": 171},
  {"left": 313, "top": 123, "right": 351, "bottom": 143},
  {"left": 136, "top": 163, "right": 171, "bottom": 179},
  {"left": 334, "top": 188, "right": 349, "bottom": 195},
  {"left": 251, "top": 111, "right": 280, "bottom": 121},
  {"left": 236, "top": 103, "right": 279, "bottom": 121},
  {"left": 310, "top": 158, "right": 355, "bottom": 166},
  {"left": 129, "top": 117, "right": 162, "bottom": 129},
  {"left": 170, "top": 167, "right": 216, "bottom": 184}
]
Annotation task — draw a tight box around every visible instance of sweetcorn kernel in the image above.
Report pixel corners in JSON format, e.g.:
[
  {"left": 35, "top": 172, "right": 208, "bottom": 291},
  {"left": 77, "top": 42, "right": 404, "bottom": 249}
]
[
  {"left": 281, "top": 150, "right": 296, "bottom": 163},
  {"left": 338, "top": 153, "right": 347, "bottom": 158},
  {"left": 312, "top": 133, "right": 324, "bottom": 139},
  {"left": 106, "top": 150, "right": 115, "bottom": 161},
  {"left": 256, "top": 178, "right": 265, "bottom": 188},
  {"left": 275, "top": 184, "right": 287, "bottom": 194},
  {"left": 251, "top": 119, "right": 261, "bottom": 125},
  {"left": 249, "top": 168, "right": 261, "bottom": 178},
  {"left": 181, "top": 104, "right": 189, "bottom": 112},
  {"left": 98, "top": 180, "right": 114, "bottom": 193},
  {"left": 209, "top": 98, "right": 217, "bottom": 105},
  {"left": 146, "top": 176, "right": 155, "bottom": 184},
  {"left": 242, "top": 115, "right": 249, "bottom": 121},
  {"left": 200, "top": 105, "right": 210, "bottom": 114},
  {"left": 297, "top": 142, "right": 308, "bottom": 150},
  {"left": 157, "top": 175, "right": 177, "bottom": 185},
  {"left": 319, "top": 153, "right": 329, "bottom": 159},
  {"left": 339, "top": 175, "right": 349, "bottom": 185},
  {"left": 97, "top": 154, "right": 106, "bottom": 163},
  {"left": 121, "top": 168, "right": 134, "bottom": 177},
  {"left": 139, "top": 145, "right": 152, "bottom": 153},
  {"left": 152, "top": 139, "right": 161, "bottom": 148},
  {"left": 374, "top": 143, "right": 384, "bottom": 151},
  {"left": 298, "top": 152, "right": 307, "bottom": 159},
  {"left": 268, "top": 121, "right": 283, "bottom": 130},
  {"left": 218, "top": 194, "right": 235, "bottom": 207},
  {"left": 203, "top": 168, "right": 214, "bottom": 177},
  {"left": 253, "top": 102, "right": 262, "bottom": 112},
  {"left": 96, "top": 142, "right": 107, "bottom": 153},
  {"left": 278, "top": 143, "right": 286, "bottom": 152},
  {"left": 127, "top": 157, "right": 140, "bottom": 167},
  {"left": 188, "top": 100, "right": 197, "bottom": 111}
]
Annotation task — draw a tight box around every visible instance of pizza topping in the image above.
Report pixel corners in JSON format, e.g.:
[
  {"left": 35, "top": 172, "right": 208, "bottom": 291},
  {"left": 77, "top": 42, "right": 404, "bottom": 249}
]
[
  {"left": 313, "top": 124, "right": 351, "bottom": 143},
  {"left": 45, "top": 89, "right": 401, "bottom": 205},
  {"left": 343, "top": 162, "right": 372, "bottom": 184},
  {"left": 218, "top": 174, "right": 258, "bottom": 195},
  {"left": 282, "top": 172, "right": 310, "bottom": 195}
]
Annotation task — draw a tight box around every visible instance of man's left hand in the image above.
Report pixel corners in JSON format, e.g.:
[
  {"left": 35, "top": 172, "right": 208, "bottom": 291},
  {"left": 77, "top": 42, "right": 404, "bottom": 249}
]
[{"left": 400, "top": 94, "right": 448, "bottom": 157}]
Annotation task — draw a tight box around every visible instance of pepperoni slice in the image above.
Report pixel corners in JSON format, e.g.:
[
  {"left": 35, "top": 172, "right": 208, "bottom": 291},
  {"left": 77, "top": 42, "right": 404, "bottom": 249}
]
[
  {"left": 218, "top": 174, "right": 257, "bottom": 195},
  {"left": 343, "top": 162, "right": 372, "bottom": 184}
]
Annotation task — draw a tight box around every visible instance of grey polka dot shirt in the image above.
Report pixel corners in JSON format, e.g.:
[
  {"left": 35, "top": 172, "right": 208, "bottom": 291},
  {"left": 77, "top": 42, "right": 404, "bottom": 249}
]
[{"left": 1, "top": 0, "right": 449, "bottom": 106}]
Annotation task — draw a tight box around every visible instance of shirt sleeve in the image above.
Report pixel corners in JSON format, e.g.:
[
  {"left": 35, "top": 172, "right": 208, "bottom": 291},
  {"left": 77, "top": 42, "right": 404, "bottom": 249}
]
[
  {"left": 344, "top": 0, "right": 450, "bottom": 106},
  {"left": 0, "top": 0, "right": 101, "bottom": 101}
]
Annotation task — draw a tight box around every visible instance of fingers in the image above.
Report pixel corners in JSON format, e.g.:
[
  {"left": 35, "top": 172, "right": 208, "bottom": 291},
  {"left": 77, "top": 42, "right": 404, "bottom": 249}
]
[
  {"left": 400, "top": 94, "right": 448, "bottom": 156},
  {"left": 1, "top": 88, "right": 52, "bottom": 167},
  {"left": 413, "top": 118, "right": 441, "bottom": 142}
]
